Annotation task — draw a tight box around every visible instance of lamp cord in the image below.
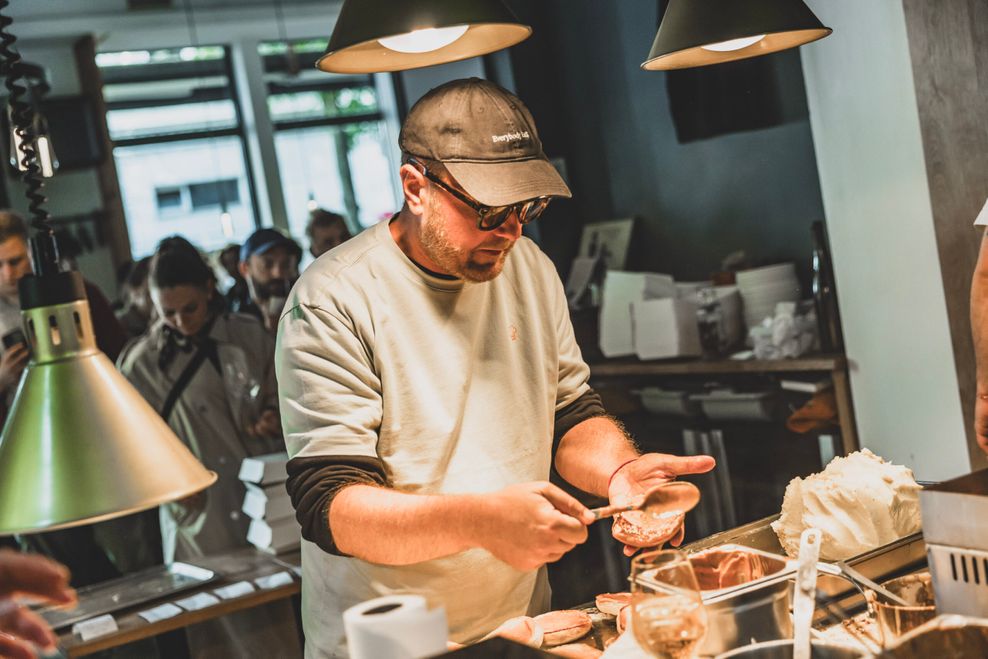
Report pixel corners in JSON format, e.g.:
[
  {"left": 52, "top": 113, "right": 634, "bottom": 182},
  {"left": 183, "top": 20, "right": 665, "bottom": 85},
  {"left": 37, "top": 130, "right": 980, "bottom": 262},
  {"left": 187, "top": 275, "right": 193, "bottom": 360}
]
[{"left": 0, "top": 0, "right": 59, "bottom": 275}]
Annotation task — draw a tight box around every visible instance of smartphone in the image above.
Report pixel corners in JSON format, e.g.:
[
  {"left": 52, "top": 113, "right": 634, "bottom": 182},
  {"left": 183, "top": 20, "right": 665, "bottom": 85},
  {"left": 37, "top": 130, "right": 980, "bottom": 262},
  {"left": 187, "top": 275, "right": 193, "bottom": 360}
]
[{"left": 2, "top": 328, "right": 26, "bottom": 350}]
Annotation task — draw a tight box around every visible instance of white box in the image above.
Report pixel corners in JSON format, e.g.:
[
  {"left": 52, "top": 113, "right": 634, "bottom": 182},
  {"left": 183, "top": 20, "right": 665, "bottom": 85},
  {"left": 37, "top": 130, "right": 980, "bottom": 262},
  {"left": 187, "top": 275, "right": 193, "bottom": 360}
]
[
  {"left": 238, "top": 452, "right": 289, "bottom": 485},
  {"left": 247, "top": 516, "right": 301, "bottom": 554},
  {"left": 242, "top": 482, "right": 295, "bottom": 522},
  {"left": 632, "top": 297, "right": 702, "bottom": 360},
  {"left": 599, "top": 271, "right": 676, "bottom": 358},
  {"left": 714, "top": 286, "right": 743, "bottom": 348}
]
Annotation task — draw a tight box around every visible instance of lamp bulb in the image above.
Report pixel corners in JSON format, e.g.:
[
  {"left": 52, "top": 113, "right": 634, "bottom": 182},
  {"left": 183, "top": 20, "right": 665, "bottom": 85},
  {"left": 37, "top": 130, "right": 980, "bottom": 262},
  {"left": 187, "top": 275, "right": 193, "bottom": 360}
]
[
  {"left": 700, "top": 34, "right": 766, "bottom": 52},
  {"left": 220, "top": 211, "right": 234, "bottom": 238},
  {"left": 37, "top": 136, "right": 55, "bottom": 178},
  {"left": 378, "top": 25, "right": 469, "bottom": 54}
]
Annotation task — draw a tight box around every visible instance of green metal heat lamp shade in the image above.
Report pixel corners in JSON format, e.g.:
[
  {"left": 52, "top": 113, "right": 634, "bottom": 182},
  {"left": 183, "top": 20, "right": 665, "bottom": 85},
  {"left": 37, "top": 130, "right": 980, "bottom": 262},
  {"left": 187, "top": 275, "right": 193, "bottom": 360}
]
[
  {"left": 0, "top": 270, "right": 216, "bottom": 535},
  {"left": 642, "top": 0, "right": 831, "bottom": 71},
  {"left": 317, "top": 0, "right": 531, "bottom": 74}
]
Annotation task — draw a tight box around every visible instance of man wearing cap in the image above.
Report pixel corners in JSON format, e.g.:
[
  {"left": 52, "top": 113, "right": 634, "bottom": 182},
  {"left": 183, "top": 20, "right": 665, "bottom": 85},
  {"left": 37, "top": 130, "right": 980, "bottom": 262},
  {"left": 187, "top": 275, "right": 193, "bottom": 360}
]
[
  {"left": 235, "top": 228, "right": 302, "bottom": 334},
  {"left": 276, "top": 78, "right": 714, "bottom": 657}
]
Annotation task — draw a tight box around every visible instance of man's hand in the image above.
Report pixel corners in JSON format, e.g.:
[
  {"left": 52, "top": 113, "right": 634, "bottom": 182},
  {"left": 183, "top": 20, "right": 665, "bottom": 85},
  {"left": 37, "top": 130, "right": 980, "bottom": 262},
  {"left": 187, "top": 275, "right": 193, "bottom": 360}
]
[
  {"left": 976, "top": 396, "right": 988, "bottom": 454},
  {"left": 0, "top": 549, "right": 75, "bottom": 659},
  {"left": 474, "top": 482, "right": 594, "bottom": 572},
  {"left": 0, "top": 344, "right": 29, "bottom": 392},
  {"left": 608, "top": 453, "right": 716, "bottom": 556}
]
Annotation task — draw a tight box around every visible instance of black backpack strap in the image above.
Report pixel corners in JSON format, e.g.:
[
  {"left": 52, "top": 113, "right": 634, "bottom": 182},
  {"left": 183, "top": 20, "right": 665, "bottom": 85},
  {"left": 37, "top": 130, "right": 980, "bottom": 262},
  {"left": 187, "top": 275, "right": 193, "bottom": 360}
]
[{"left": 160, "top": 345, "right": 210, "bottom": 423}]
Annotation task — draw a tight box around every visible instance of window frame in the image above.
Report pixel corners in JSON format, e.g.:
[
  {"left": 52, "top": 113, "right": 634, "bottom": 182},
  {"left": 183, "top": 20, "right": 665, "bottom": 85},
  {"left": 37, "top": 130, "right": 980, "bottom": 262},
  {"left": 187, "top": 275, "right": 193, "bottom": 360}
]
[
  {"left": 262, "top": 42, "right": 394, "bottom": 232},
  {"left": 101, "top": 45, "right": 263, "bottom": 234}
]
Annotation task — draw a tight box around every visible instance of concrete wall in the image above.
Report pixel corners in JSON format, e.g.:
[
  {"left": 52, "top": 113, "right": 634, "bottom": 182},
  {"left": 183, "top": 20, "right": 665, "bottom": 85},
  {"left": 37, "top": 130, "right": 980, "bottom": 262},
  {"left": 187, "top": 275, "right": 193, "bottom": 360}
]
[
  {"left": 506, "top": 0, "right": 826, "bottom": 287},
  {"left": 801, "top": 0, "right": 971, "bottom": 480}
]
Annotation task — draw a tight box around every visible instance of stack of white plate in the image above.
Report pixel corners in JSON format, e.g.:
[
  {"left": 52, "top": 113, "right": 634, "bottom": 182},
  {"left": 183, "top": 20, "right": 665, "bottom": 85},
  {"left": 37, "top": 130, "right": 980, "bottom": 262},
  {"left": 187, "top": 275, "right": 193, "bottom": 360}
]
[{"left": 736, "top": 263, "right": 801, "bottom": 329}]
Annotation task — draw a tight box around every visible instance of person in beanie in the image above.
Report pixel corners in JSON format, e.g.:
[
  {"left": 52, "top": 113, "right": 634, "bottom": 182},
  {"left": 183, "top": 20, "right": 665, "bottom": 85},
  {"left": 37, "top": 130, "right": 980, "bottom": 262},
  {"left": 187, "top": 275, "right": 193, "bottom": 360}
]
[{"left": 276, "top": 78, "right": 715, "bottom": 657}]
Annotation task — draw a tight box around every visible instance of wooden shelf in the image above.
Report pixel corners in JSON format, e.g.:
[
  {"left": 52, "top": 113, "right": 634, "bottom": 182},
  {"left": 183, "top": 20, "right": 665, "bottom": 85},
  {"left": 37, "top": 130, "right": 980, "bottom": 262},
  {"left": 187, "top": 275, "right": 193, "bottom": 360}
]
[
  {"left": 588, "top": 352, "right": 858, "bottom": 455},
  {"left": 588, "top": 353, "right": 846, "bottom": 378}
]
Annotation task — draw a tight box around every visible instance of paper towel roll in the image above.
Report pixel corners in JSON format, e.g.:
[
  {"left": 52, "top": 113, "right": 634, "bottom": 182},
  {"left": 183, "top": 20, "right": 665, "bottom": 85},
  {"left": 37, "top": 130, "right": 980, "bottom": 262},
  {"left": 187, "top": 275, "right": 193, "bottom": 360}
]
[{"left": 343, "top": 594, "right": 448, "bottom": 659}]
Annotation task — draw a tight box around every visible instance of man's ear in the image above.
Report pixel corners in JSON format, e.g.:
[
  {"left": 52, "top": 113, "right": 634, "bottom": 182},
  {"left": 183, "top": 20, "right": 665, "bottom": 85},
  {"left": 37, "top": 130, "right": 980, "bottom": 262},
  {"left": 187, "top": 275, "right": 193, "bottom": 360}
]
[
  {"left": 238, "top": 260, "right": 249, "bottom": 279},
  {"left": 400, "top": 163, "right": 428, "bottom": 216}
]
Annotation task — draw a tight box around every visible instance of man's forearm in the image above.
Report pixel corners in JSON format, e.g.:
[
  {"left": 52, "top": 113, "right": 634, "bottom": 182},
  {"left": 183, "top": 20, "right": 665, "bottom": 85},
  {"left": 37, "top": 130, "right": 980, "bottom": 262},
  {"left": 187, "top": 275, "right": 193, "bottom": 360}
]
[
  {"left": 554, "top": 416, "right": 639, "bottom": 497},
  {"left": 330, "top": 484, "right": 486, "bottom": 564}
]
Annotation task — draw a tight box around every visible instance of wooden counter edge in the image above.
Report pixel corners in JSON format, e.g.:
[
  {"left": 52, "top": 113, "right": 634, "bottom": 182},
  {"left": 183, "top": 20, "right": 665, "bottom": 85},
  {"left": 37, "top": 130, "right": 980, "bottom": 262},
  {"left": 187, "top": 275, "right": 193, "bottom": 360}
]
[
  {"left": 61, "top": 580, "right": 300, "bottom": 657},
  {"left": 588, "top": 354, "right": 847, "bottom": 378}
]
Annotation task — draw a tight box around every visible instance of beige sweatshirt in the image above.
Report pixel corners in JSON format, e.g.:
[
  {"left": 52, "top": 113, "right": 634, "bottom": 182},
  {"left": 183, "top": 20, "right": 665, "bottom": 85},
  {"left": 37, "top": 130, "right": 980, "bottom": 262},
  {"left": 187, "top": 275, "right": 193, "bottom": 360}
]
[{"left": 276, "top": 219, "right": 590, "bottom": 658}]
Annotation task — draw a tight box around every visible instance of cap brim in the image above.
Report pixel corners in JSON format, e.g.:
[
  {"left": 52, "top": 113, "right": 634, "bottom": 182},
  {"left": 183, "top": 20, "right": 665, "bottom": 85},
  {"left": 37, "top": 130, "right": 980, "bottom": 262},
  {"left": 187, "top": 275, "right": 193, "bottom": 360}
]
[
  {"left": 253, "top": 239, "right": 301, "bottom": 259},
  {"left": 444, "top": 158, "right": 572, "bottom": 206}
]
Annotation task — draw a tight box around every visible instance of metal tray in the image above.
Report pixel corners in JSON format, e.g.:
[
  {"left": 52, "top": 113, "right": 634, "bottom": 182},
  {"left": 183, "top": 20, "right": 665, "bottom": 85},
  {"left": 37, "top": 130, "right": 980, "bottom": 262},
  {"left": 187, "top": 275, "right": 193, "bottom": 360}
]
[
  {"left": 683, "top": 515, "right": 927, "bottom": 614},
  {"left": 873, "top": 614, "right": 988, "bottom": 657},
  {"left": 35, "top": 561, "right": 217, "bottom": 630},
  {"left": 687, "top": 544, "right": 796, "bottom": 602}
]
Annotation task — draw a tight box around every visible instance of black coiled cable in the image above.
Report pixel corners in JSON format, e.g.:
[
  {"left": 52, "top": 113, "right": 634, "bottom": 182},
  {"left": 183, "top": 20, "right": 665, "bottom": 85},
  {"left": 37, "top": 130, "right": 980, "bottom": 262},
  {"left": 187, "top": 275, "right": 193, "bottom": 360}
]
[{"left": 0, "top": 0, "right": 59, "bottom": 275}]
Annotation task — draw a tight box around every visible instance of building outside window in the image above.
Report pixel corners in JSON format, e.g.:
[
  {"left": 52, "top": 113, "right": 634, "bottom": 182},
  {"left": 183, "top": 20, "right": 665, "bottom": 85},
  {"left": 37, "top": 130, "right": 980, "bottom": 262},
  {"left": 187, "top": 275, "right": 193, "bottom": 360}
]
[
  {"left": 98, "top": 46, "right": 258, "bottom": 257},
  {"left": 259, "top": 39, "right": 398, "bottom": 239}
]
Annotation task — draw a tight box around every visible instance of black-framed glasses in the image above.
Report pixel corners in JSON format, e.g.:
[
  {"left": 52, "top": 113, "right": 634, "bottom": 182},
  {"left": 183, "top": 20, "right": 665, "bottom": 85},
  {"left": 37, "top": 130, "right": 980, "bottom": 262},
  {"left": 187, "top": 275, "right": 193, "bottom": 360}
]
[{"left": 409, "top": 157, "right": 552, "bottom": 231}]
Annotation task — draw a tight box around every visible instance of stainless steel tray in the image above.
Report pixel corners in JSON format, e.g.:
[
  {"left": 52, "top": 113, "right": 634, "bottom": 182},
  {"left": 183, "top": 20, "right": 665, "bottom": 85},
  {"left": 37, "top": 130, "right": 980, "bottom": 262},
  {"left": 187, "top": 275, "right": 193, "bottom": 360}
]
[
  {"left": 35, "top": 561, "right": 217, "bottom": 630},
  {"left": 872, "top": 614, "right": 988, "bottom": 657},
  {"left": 683, "top": 515, "right": 927, "bottom": 614},
  {"left": 687, "top": 544, "right": 797, "bottom": 602}
]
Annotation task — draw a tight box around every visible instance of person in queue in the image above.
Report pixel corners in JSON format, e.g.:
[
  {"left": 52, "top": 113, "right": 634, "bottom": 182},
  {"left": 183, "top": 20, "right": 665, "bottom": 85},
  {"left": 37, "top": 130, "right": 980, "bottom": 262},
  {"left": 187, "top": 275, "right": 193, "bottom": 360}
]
[
  {"left": 234, "top": 229, "right": 301, "bottom": 334},
  {"left": 116, "top": 256, "right": 154, "bottom": 339},
  {"left": 0, "top": 549, "right": 76, "bottom": 659},
  {"left": 305, "top": 208, "right": 352, "bottom": 260},
  {"left": 0, "top": 214, "right": 127, "bottom": 383},
  {"left": 0, "top": 214, "right": 146, "bottom": 594},
  {"left": 218, "top": 243, "right": 250, "bottom": 312},
  {"left": 118, "top": 236, "right": 300, "bottom": 657},
  {"left": 276, "top": 78, "right": 716, "bottom": 657},
  {"left": 50, "top": 229, "right": 129, "bottom": 361},
  {"left": 971, "top": 196, "right": 988, "bottom": 452},
  {"left": 0, "top": 212, "right": 32, "bottom": 402}
]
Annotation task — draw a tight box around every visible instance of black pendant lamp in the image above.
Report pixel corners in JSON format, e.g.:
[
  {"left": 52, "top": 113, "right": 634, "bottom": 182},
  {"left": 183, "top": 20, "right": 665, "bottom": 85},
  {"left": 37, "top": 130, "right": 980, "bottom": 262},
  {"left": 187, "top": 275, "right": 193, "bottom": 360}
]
[
  {"left": 642, "top": 0, "right": 831, "bottom": 71},
  {"left": 317, "top": 0, "right": 531, "bottom": 74}
]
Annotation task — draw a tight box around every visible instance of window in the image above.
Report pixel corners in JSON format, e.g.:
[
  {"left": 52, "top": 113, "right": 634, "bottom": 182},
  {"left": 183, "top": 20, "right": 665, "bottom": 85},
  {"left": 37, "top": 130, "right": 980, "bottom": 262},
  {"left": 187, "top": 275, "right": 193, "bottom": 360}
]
[
  {"left": 259, "top": 39, "right": 398, "bottom": 239},
  {"left": 189, "top": 179, "right": 240, "bottom": 210},
  {"left": 155, "top": 187, "right": 182, "bottom": 213},
  {"left": 98, "top": 46, "right": 258, "bottom": 257}
]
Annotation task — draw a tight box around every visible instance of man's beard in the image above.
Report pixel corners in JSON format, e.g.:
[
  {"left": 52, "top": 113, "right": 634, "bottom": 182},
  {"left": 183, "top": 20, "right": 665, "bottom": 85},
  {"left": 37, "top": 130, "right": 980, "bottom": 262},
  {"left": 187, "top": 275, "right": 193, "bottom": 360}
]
[
  {"left": 248, "top": 277, "right": 295, "bottom": 317},
  {"left": 419, "top": 195, "right": 513, "bottom": 283}
]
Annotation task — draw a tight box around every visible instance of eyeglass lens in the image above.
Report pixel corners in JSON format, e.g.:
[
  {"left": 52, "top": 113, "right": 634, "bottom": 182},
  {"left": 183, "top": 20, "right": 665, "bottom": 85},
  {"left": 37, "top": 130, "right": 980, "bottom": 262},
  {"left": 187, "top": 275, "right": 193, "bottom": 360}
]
[{"left": 479, "top": 198, "right": 552, "bottom": 230}]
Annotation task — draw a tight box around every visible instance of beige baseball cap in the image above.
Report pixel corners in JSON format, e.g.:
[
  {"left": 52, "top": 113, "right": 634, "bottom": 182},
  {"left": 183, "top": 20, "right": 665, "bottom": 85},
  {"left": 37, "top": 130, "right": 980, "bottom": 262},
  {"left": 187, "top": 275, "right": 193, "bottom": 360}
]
[{"left": 399, "top": 77, "right": 571, "bottom": 206}]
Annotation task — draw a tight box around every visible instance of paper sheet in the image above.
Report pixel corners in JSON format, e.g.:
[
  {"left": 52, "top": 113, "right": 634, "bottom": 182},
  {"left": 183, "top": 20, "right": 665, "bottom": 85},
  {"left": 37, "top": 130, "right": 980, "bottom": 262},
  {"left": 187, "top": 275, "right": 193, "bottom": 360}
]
[
  {"left": 71, "top": 614, "right": 118, "bottom": 641},
  {"left": 174, "top": 592, "right": 221, "bottom": 612},
  {"left": 138, "top": 603, "right": 183, "bottom": 624},
  {"left": 255, "top": 571, "right": 294, "bottom": 590},
  {"left": 565, "top": 255, "right": 601, "bottom": 307},
  {"left": 213, "top": 581, "right": 256, "bottom": 600}
]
